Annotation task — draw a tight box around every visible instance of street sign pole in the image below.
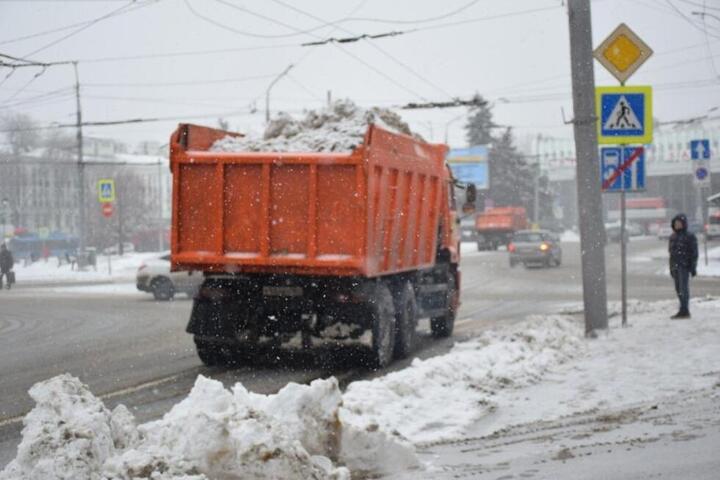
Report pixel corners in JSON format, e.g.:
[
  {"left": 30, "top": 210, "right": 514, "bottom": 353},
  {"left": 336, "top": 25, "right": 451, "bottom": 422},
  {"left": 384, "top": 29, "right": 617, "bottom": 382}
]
[
  {"left": 595, "top": 18, "right": 653, "bottom": 329},
  {"left": 620, "top": 188, "right": 627, "bottom": 326},
  {"left": 690, "top": 140, "right": 712, "bottom": 266},
  {"left": 703, "top": 186, "right": 709, "bottom": 266},
  {"left": 568, "top": 0, "right": 608, "bottom": 336}
]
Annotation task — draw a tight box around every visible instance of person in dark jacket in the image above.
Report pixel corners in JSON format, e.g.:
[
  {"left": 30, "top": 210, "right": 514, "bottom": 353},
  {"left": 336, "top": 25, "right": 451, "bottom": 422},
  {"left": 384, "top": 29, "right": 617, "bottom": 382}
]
[
  {"left": 668, "top": 214, "right": 698, "bottom": 318},
  {"left": 0, "top": 243, "right": 14, "bottom": 289}
]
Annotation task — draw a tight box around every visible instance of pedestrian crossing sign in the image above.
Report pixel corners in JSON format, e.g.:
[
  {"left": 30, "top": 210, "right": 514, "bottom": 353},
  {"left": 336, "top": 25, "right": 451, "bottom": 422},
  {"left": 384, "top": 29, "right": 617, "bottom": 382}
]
[
  {"left": 97, "top": 179, "right": 115, "bottom": 203},
  {"left": 596, "top": 86, "right": 652, "bottom": 145}
]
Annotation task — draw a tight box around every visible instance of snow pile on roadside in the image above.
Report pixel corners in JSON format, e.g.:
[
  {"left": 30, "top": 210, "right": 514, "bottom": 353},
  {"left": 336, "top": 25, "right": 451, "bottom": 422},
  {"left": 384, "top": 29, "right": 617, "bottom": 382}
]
[
  {"left": 1, "top": 375, "right": 419, "bottom": 480},
  {"left": 342, "top": 315, "right": 583, "bottom": 444},
  {"left": 560, "top": 230, "right": 580, "bottom": 242},
  {"left": 211, "top": 99, "right": 416, "bottom": 153},
  {"left": 11, "top": 252, "right": 159, "bottom": 284},
  {"left": 475, "top": 296, "right": 720, "bottom": 435}
]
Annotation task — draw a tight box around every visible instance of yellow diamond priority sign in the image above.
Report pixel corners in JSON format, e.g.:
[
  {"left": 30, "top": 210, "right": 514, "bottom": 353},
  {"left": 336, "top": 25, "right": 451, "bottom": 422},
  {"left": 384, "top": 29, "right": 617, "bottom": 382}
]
[{"left": 594, "top": 23, "right": 653, "bottom": 84}]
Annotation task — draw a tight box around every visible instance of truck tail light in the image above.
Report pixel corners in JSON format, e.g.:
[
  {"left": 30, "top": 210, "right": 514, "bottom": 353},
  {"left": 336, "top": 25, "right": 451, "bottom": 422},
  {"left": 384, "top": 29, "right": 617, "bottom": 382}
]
[
  {"left": 138, "top": 263, "right": 147, "bottom": 272},
  {"left": 508, "top": 243, "right": 516, "bottom": 253}
]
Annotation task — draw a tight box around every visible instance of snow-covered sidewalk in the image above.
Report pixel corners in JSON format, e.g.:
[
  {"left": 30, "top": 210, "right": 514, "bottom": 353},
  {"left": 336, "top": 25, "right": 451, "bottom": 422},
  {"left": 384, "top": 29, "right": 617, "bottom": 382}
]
[
  {"left": 9, "top": 252, "right": 159, "bottom": 286},
  {"left": 631, "top": 243, "right": 720, "bottom": 277},
  {"left": 2, "top": 297, "right": 719, "bottom": 479}
]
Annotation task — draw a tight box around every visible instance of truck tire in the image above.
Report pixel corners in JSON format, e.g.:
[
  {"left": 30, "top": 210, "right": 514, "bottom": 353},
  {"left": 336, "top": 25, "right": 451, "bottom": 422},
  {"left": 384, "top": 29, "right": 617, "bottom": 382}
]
[
  {"left": 392, "top": 281, "right": 417, "bottom": 359},
  {"left": 369, "top": 282, "right": 396, "bottom": 369},
  {"left": 194, "top": 336, "right": 222, "bottom": 366},
  {"left": 152, "top": 277, "right": 174, "bottom": 301},
  {"left": 431, "top": 273, "right": 457, "bottom": 338}
]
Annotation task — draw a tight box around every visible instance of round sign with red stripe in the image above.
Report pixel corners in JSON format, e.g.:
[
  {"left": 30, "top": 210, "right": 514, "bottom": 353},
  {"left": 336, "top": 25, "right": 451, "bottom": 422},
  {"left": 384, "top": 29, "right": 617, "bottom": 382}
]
[{"left": 102, "top": 202, "right": 114, "bottom": 218}]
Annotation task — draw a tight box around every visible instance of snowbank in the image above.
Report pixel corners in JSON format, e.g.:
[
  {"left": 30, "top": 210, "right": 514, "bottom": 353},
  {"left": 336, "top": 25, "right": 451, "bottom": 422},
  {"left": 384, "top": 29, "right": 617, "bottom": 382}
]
[
  {"left": 211, "top": 99, "right": 417, "bottom": 153},
  {"left": 0, "top": 375, "right": 418, "bottom": 480},
  {"left": 560, "top": 230, "right": 580, "bottom": 242},
  {"left": 341, "top": 315, "right": 583, "bottom": 444},
  {"left": 471, "top": 296, "right": 720, "bottom": 435},
  {"left": 11, "top": 252, "right": 159, "bottom": 284}
]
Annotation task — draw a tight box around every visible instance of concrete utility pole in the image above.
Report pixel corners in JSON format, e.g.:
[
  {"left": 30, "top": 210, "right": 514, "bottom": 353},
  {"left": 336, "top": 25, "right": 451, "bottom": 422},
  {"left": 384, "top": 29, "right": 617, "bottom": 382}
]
[
  {"left": 567, "top": 0, "right": 608, "bottom": 335},
  {"left": 73, "top": 62, "right": 86, "bottom": 253}
]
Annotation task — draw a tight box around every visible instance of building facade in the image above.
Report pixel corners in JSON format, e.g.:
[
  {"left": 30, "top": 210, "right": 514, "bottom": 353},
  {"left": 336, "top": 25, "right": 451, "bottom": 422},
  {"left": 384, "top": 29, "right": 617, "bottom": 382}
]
[
  {"left": 529, "top": 120, "right": 720, "bottom": 228},
  {"left": 0, "top": 137, "right": 171, "bottom": 245}
]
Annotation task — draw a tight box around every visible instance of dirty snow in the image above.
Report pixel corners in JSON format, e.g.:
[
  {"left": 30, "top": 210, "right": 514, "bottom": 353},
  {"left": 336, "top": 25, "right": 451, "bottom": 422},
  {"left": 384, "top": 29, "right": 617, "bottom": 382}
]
[
  {"left": 0, "top": 374, "right": 419, "bottom": 480},
  {"left": 6, "top": 298, "right": 718, "bottom": 478},
  {"left": 466, "top": 296, "right": 720, "bottom": 438},
  {"left": 211, "top": 99, "right": 417, "bottom": 153},
  {"left": 341, "top": 315, "right": 583, "bottom": 444}
]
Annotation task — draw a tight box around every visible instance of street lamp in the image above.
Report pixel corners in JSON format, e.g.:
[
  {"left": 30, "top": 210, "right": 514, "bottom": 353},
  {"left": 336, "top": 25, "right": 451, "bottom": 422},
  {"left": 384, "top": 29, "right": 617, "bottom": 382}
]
[
  {"left": 265, "top": 64, "right": 294, "bottom": 123},
  {"left": 444, "top": 112, "right": 466, "bottom": 144}
]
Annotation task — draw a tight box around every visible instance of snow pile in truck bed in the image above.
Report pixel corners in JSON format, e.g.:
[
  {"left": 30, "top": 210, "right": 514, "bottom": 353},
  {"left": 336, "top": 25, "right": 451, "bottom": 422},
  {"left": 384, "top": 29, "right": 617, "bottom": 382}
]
[
  {"left": 1, "top": 375, "right": 418, "bottom": 480},
  {"left": 341, "top": 315, "right": 583, "bottom": 444},
  {"left": 211, "top": 99, "right": 416, "bottom": 153}
]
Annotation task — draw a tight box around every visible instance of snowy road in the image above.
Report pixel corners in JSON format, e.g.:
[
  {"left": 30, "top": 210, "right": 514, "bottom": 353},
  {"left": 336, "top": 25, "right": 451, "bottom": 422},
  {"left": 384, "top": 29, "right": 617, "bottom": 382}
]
[{"left": 1, "top": 238, "right": 718, "bottom": 468}]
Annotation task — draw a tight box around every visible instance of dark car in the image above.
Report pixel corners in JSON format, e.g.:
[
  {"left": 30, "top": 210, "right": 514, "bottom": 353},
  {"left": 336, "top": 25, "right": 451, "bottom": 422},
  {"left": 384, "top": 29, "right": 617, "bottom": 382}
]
[{"left": 508, "top": 230, "right": 562, "bottom": 268}]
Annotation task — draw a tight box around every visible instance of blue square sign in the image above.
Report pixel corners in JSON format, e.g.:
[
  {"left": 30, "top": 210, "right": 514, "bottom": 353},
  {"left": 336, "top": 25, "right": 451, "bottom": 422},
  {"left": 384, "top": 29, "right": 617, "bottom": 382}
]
[
  {"left": 600, "top": 93, "right": 645, "bottom": 138},
  {"left": 596, "top": 86, "right": 652, "bottom": 144},
  {"left": 690, "top": 139, "right": 710, "bottom": 160},
  {"left": 600, "top": 146, "right": 645, "bottom": 192}
]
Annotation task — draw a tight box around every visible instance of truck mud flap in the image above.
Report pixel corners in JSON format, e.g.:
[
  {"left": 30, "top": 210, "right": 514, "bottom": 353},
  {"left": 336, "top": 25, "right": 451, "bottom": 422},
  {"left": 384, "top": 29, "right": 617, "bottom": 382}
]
[
  {"left": 417, "top": 283, "right": 448, "bottom": 318},
  {"left": 186, "top": 299, "right": 248, "bottom": 338}
]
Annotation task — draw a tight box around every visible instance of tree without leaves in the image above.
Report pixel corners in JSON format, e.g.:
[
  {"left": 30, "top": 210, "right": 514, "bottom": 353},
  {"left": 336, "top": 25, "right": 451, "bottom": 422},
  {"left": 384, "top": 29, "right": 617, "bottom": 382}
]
[{"left": 1, "top": 112, "right": 40, "bottom": 156}]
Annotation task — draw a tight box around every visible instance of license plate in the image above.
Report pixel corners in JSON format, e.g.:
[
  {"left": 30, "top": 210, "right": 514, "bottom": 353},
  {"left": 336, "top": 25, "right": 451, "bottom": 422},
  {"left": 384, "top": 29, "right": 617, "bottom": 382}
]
[{"left": 262, "top": 286, "right": 303, "bottom": 297}]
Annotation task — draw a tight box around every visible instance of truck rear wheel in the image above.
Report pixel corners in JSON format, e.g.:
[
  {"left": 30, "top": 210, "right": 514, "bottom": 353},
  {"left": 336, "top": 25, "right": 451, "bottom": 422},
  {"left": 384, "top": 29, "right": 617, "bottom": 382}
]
[
  {"left": 369, "top": 282, "right": 396, "bottom": 369},
  {"left": 431, "top": 273, "right": 457, "bottom": 338},
  {"left": 393, "top": 280, "right": 417, "bottom": 359}
]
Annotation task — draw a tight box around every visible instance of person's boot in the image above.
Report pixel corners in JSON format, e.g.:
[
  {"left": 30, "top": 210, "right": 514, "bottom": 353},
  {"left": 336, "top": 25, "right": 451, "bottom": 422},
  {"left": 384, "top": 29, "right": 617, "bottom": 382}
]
[{"left": 671, "top": 310, "right": 691, "bottom": 319}]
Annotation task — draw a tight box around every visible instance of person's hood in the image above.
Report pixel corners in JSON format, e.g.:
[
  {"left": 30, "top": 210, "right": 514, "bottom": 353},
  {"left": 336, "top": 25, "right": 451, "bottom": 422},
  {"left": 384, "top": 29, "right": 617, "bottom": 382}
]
[{"left": 671, "top": 213, "right": 688, "bottom": 232}]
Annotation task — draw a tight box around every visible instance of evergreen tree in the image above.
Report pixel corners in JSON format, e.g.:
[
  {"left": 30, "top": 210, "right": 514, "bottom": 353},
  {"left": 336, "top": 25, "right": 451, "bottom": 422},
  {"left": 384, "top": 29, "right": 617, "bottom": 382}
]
[
  {"left": 488, "top": 127, "right": 534, "bottom": 209},
  {"left": 462, "top": 99, "right": 555, "bottom": 221},
  {"left": 463, "top": 95, "right": 495, "bottom": 146}
]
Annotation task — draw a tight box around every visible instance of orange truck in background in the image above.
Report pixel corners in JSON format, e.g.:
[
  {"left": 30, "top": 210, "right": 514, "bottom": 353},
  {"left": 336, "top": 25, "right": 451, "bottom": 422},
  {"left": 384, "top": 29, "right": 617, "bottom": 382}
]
[
  {"left": 475, "top": 206, "right": 529, "bottom": 250},
  {"left": 170, "top": 123, "right": 473, "bottom": 367}
]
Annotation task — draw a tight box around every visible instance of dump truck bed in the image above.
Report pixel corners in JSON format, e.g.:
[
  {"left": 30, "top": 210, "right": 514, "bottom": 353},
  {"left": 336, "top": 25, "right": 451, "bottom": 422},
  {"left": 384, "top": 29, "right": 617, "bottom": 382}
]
[
  {"left": 170, "top": 123, "right": 449, "bottom": 277},
  {"left": 476, "top": 207, "right": 528, "bottom": 232}
]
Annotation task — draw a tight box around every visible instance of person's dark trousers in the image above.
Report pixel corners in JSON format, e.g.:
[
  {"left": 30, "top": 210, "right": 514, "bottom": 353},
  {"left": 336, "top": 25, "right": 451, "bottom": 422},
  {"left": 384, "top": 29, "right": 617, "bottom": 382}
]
[{"left": 672, "top": 267, "right": 690, "bottom": 314}]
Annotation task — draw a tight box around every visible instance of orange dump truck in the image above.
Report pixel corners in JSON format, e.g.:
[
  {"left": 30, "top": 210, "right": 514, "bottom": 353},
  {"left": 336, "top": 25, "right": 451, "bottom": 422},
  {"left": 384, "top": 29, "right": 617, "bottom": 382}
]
[
  {"left": 475, "top": 206, "right": 529, "bottom": 250},
  {"left": 170, "top": 123, "right": 472, "bottom": 367}
]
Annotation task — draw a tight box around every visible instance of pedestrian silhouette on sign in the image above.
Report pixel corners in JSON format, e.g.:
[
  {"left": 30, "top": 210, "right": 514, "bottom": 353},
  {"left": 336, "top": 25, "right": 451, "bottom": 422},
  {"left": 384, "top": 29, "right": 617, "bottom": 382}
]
[{"left": 614, "top": 101, "right": 636, "bottom": 128}]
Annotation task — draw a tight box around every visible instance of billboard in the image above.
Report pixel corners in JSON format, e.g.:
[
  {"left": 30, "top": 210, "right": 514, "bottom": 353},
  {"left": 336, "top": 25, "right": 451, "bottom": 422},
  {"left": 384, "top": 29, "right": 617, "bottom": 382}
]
[{"left": 447, "top": 145, "right": 489, "bottom": 189}]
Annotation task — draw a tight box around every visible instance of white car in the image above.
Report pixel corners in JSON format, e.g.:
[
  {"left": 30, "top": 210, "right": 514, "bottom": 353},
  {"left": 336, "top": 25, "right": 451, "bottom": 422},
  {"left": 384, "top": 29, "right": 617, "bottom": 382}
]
[
  {"left": 136, "top": 253, "right": 202, "bottom": 300},
  {"left": 657, "top": 225, "right": 674, "bottom": 240}
]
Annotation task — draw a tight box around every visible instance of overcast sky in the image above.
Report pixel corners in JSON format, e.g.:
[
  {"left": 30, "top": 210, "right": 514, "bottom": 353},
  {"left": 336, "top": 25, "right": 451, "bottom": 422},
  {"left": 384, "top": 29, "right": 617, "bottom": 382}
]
[{"left": 0, "top": 0, "right": 718, "bottom": 150}]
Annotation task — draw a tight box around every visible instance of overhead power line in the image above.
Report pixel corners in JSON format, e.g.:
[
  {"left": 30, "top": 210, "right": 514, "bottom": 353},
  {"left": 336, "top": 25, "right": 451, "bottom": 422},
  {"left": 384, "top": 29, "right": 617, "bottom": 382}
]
[
  {"left": 400, "top": 96, "right": 488, "bottom": 110},
  {"left": 0, "top": 1, "right": 159, "bottom": 47},
  {"left": 664, "top": 0, "right": 720, "bottom": 40},
  {"left": 83, "top": 72, "right": 282, "bottom": 88},
  {"left": 22, "top": 1, "right": 159, "bottom": 58},
  {"left": 301, "top": 30, "right": 406, "bottom": 46}
]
